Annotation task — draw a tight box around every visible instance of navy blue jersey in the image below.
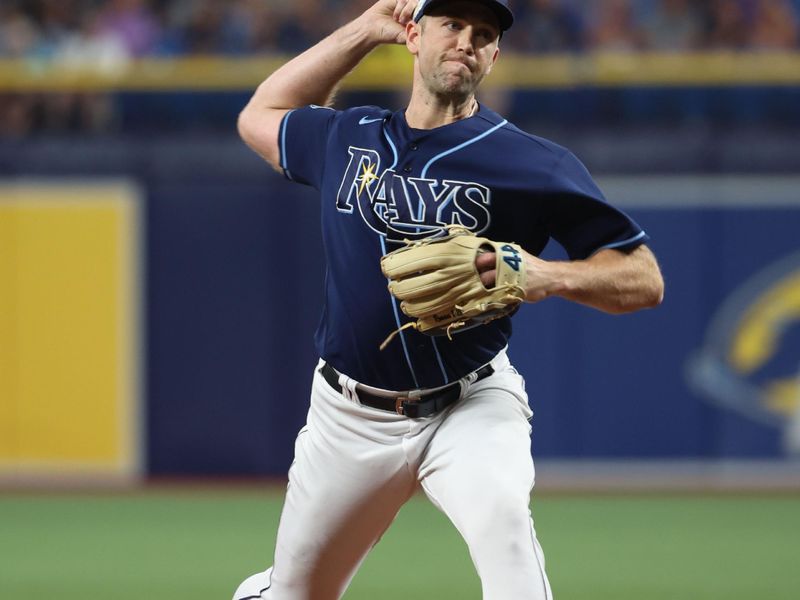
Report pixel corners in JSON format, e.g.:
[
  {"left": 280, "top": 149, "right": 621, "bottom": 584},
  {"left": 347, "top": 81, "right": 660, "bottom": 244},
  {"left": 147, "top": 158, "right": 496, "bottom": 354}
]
[{"left": 279, "top": 103, "right": 648, "bottom": 390}]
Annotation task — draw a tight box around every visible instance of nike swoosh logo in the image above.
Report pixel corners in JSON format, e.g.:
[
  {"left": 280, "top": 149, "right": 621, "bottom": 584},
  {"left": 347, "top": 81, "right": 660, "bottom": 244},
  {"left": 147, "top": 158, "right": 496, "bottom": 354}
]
[{"left": 359, "top": 116, "right": 384, "bottom": 125}]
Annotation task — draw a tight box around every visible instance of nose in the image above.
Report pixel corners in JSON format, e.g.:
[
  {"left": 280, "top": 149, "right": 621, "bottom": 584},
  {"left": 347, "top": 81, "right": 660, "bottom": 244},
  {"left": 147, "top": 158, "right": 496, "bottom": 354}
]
[{"left": 456, "top": 26, "right": 475, "bottom": 56}]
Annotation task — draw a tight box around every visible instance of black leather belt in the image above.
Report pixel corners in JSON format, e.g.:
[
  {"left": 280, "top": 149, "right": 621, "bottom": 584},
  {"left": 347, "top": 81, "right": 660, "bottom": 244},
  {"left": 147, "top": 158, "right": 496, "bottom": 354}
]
[{"left": 320, "top": 362, "right": 494, "bottom": 418}]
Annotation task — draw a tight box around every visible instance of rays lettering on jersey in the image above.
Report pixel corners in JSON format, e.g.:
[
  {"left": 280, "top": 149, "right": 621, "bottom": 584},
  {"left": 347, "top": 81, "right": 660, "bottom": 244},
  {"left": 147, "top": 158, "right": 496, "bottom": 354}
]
[{"left": 336, "top": 146, "right": 491, "bottom": 242}]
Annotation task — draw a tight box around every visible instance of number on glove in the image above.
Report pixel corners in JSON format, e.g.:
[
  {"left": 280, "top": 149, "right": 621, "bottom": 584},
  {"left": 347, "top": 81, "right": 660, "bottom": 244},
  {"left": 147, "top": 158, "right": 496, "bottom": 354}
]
[{"left": 501, "top": 244, "right": 522, "bottom": 272}]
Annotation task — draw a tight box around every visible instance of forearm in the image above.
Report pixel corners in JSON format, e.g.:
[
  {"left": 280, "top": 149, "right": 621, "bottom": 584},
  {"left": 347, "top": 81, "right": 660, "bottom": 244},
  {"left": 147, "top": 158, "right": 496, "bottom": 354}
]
[
  {"left": 526, "top": 246, "right": 664, "bottom": 314},
  {"left": 237, "top": 1, "right": 412, "bottom": 168},
  {"left": 249, "top": 20, "right": 378, "bottom": 111}
]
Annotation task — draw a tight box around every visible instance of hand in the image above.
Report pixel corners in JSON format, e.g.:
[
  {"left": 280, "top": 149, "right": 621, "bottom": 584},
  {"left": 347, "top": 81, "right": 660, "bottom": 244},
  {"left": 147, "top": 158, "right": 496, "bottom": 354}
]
[
  {"left": 476, "top": 250, "right": 497, "bottom": 288},
  {"left": 476, "top": 250, "right": 555, "bottom": 303},
  {"left": 360, "top": 0, "right": 419, "bottom": 45}
]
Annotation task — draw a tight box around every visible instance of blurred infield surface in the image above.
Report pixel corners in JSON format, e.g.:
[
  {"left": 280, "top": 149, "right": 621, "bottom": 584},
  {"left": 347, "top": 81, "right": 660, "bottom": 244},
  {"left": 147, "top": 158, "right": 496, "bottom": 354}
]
[{"left": 1, "top": 488, "right": 798, "bottom": 599}]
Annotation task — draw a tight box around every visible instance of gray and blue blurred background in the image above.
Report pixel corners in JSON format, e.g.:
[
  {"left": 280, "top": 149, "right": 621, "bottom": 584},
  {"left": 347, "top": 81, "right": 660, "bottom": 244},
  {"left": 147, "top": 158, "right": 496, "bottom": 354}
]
[{"left": 2, "top": 0, "right": 800, "bottom": 488}]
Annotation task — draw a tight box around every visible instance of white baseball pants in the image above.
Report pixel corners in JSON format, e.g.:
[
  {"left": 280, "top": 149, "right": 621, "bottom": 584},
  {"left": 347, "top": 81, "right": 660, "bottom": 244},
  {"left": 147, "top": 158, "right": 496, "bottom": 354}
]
[{"left": 233, "top": 349, "right": 552, "bottom": 600}]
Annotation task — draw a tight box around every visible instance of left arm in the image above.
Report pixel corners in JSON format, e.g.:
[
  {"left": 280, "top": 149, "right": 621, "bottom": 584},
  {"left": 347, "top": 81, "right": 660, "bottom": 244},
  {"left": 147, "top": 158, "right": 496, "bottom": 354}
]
[{"left": 479, "top": 244, "right": 664, "bottom": 314}]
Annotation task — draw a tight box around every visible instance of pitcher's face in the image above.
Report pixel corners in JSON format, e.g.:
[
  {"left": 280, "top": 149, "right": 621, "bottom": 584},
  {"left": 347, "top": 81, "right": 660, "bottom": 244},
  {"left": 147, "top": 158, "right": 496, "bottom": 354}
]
[{"left": 408, "top": 1, "right": 500, "bottom": 99}]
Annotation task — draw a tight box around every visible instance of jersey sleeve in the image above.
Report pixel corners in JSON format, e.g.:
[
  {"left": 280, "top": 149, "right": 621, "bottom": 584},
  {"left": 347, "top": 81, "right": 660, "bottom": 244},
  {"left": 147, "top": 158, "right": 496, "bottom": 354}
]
[
  {"left": 544, "top": 151, "right": 648, "bottom": 260},
  {"left": 278, "top": 105, "right": 339, "bottom": 188}
]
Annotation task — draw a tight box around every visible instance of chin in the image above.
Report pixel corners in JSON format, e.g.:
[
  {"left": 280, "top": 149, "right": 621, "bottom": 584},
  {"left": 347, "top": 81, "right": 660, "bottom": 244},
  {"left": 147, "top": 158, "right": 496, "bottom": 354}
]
[{"left": 433, "top": 74, "right": 475, "bottom": 97}]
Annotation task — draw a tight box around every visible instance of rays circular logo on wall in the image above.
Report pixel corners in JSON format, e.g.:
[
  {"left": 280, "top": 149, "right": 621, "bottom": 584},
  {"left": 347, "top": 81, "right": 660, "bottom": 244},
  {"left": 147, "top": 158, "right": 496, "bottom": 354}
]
[{"left": 687, "top": 251, "right": 800, "bottom": 454}]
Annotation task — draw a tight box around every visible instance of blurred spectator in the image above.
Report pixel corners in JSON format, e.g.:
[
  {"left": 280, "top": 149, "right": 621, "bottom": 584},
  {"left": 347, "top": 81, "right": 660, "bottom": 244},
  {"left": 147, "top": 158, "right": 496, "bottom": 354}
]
[
  {"left": 58, "top": 11, "right": 130, "bottom": 72},
  {"left": 31, "top": 0, "right": 78, "bottom": 57},
  {"left": 340, "top": 0, "right": 378, "bottom": 27},
  {"left": 702, "top": 0, "right": 750, "bottom": 48},
  {"left": 640, "top": 0, "right": 704, "bottom": 50},
  {"left": 276, "top": 0, "right": 334, "bottom": 53},
  {"left": 223, "top": 0, "right": 280, "bottom": 55},
  {"left": 588, "top": 0, "right": 645, "bottom": 51},
  {"left": 95, "top": 0, "right": 161, "bottom": 56},
  {"left": 180, "top": 0, "right": 228, "bottom": 54},
  {"left": 749, "top": 0, "right": 799, "bottom": 48},
  {"left": 2, "top": 0, "right": 800, "bottom": 136},
  {"left": 0, "top": 6, "right": 41, "bottom": 57},
  {"left": 4, "top": 0, "right": 800, "bottom": 57},
  {"left": 508, "top": 0, "right": 586, "bottom": 53}
]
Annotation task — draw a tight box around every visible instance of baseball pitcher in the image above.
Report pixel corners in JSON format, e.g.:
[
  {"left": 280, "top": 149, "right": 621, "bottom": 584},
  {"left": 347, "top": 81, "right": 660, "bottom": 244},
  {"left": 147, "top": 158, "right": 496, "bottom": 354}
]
[{"left": 233, "top": 1, "right": 664, "bottom": 598}]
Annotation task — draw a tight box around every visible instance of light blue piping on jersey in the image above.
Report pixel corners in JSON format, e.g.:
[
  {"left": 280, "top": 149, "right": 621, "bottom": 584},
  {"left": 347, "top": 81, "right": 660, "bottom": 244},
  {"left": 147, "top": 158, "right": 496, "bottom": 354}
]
[
  {"left": 381, "top": 125, "right": 447, "bottom": 385},
  {"left": 280, "top": 109, "right": 296, "bottom": 181},
  {"left": 420, "top": 119, "right": 508, "bottom": 179},
  {"left": 430, "top": 336, "right": 449, "bottom": 384},
  {"left": 594, "top": 230, "right": 647, "bottom": 253},
  {"left": 383, "top": 125, "right": 399, "bottom": 170},
  {"left": 413, "top": 119, "right": 509, "bottom": 383},
  {"left": 380, "top": 235, "right": 420, "bottom": 388},
  {"left": 380, "top": 126, "right": 450, "bottom": 385}
]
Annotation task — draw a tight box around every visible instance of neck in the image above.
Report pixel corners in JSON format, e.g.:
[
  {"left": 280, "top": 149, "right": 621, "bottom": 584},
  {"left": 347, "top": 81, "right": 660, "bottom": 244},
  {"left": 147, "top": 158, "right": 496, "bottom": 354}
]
[{"left": 405, "top": 86, "right": 478, "bottom": 129}]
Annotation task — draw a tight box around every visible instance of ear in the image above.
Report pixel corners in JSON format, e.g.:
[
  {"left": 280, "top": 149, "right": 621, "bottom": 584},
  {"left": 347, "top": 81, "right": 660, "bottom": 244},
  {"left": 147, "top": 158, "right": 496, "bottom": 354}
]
[
  {"left": 485, "top": 45, "right": 500, "bottom": 75},
  {"left": 405, "top": 20, "right": 421, "bottom": 55}
]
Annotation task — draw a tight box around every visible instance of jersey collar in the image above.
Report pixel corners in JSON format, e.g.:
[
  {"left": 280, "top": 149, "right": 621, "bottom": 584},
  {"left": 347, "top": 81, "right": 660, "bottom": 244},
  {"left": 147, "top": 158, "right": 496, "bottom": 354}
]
[{"left": 391, "top": 104, "right": 506, "bottom": 142}]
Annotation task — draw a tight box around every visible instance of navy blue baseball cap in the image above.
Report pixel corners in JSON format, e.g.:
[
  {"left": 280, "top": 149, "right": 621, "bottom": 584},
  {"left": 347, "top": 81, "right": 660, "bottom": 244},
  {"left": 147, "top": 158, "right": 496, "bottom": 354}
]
[{"left": 413, "top": 0, "right": 514, "bottom": 32}]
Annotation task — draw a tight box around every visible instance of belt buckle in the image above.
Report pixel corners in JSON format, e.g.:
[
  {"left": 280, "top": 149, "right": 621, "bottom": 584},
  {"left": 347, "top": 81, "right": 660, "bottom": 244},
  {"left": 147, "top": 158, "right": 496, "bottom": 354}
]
[{"left": 395, "top": 390, "right": 422, "bottom": 416}]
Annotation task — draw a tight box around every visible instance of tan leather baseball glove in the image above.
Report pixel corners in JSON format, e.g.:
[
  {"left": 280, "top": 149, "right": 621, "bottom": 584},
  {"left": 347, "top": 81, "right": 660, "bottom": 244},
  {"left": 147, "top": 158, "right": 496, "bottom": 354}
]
[{"left": 379, "top": 226, "right": 527, "bottom": 349}]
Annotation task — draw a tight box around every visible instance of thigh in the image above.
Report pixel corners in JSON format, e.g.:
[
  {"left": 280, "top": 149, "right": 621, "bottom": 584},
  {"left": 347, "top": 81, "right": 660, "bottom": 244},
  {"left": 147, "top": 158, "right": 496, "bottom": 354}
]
[
  {"left": 420, "top": 364, "right": 534, "bottom": 500},
  {"left": 269, "top": 369, "right": 417, "bottom": 599},
  {"left": 418, "top": 367, "right": 551, "bottom": 600}
]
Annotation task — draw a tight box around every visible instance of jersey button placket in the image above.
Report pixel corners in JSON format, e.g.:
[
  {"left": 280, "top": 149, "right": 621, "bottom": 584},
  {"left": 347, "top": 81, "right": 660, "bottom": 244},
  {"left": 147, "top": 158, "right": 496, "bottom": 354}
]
[{"left": 401, "top": 142, "right": 419, "bottom": 173}]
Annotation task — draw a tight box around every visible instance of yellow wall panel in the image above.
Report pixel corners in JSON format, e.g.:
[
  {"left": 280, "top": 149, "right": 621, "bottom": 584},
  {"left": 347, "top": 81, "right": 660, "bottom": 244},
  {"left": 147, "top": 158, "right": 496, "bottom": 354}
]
[
  {"left": 0, "top": 182, "right": 140, "bottom": 482},
  {"left": 0, "top": 204, "right": 18, "bottom": 458}
]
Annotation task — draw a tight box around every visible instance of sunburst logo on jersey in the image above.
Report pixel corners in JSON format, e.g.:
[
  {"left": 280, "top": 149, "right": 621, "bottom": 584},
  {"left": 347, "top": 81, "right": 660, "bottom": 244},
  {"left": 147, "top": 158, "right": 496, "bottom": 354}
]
[
  {"left": 357, "top": 162, "right": 379, "bottom": 196},
  {"left": 687, "top": 251, "right": 800, "bottom": 455}
]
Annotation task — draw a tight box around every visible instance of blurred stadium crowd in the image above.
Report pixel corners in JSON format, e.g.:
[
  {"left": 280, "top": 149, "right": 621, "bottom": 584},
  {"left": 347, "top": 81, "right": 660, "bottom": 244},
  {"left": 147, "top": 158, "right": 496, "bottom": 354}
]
[
  {"left": 0, "top": 0, "right": 798, "bottom": 135},
  {"left": 1, "top": 0, "right": 798, "bottom": 58}
]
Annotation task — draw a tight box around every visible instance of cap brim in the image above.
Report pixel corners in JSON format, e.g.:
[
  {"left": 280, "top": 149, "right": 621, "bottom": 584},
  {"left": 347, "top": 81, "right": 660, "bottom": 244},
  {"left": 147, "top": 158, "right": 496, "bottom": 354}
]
[{"left": 414, "top": 0, "right": 514, "bottom": 32}]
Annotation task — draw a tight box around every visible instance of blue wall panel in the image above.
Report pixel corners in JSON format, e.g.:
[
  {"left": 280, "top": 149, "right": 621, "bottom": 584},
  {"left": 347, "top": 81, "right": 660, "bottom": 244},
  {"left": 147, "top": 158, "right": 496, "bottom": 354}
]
[
  {"left": 5, "top": 138, "right": 797, "bottom": 473},
  {"left": 146, "top": 178, "right": 324, "bottom": 475},
  {"left": 142, "top": 185, "right": 800, "bottom": 474}
]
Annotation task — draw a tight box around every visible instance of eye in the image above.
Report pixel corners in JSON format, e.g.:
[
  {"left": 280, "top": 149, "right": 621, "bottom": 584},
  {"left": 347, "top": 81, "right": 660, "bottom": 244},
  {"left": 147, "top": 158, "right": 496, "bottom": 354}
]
[
  {"left": 476, "top": 27, "right": 497, "bottom": 42},
  {"left": 445, "top": 20, "right": 462, "bottom": 31}
]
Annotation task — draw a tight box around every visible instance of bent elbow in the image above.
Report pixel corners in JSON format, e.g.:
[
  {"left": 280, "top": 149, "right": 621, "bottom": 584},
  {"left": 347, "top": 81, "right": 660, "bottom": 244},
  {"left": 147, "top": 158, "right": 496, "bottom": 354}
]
[
  {"left": 649, "top": 274, "right": 665, "bottom": 308},
  {"left": 652, "top": 284, "right": 665, "bottom": 308},
  {"left": 611, "top": 280, "right": 664, "bottom": 314},
  {"left": 637, "top": 277, "right": 665, "bottom": 311},
  {"left": 634, "top": 246, "right": 664, "bottom": 310},
  {"left": 236, "top": 104, "right": 283, "bottom": 171},
  {"left": 237, "top": 107, "right": 255, "bottom": 144}
]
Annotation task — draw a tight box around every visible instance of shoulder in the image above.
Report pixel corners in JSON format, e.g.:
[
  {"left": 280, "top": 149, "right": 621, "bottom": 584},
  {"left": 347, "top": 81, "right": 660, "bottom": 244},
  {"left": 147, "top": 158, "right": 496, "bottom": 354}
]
[
  {"left": 496, "top": 123, "right": 572, "bottom": 163},
  {"left": 476, "top": 108, "right": 572, "bottom": 162},
  {"left": 326, "top": 105, "right": 393, "bottom": 128},
  {"left": 286, "top": 104, "right": 392, "bottom": 128},
  {"left": 475, "top": 107, "right": 602, "bottom": 194}
]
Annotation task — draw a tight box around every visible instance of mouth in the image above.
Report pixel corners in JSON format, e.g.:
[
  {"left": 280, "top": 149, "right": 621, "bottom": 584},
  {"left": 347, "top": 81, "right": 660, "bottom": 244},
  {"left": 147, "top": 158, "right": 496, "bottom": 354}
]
[{"left": 444, "top": 58, "right": 474, "bottom": 72}]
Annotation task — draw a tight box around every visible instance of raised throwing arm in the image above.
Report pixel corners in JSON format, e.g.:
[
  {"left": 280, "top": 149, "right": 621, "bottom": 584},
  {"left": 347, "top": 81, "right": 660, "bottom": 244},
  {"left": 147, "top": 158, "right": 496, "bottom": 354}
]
[{"left": 237, "top": 0, "right": 418, "bottom": 169}]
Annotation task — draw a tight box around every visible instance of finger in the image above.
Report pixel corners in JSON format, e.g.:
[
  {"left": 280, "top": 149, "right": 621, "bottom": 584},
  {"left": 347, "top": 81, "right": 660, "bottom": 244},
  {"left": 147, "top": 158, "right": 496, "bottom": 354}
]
[
  {"left": 388, "top": 265, "right": 474, "bottom": 299},
  {"left": 393, "top": 0, "right": 410, "bottom": 22},
  {"left": 475, "top": 251, "right": 496, "bottom": 272},
  {"left": 381, "top": 250, "right": 469, "bottom": 279},
  {"left": 397, "top": 0, "right": 417, "bottom": 24},
  {"left": 400, "top": 279, "right": 480, "bottom": 317},
  {"left": 479, "top": 269, "right": 496, "bottom": 288}
]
